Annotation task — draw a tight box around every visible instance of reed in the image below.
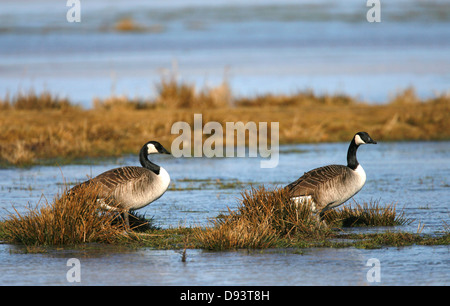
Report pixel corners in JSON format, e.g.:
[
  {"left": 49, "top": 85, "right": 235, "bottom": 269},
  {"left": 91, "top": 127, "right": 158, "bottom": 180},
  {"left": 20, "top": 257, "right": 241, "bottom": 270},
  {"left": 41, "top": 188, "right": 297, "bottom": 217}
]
[{"left": 1, "top": 184, "right": 127, "bottom": 246}]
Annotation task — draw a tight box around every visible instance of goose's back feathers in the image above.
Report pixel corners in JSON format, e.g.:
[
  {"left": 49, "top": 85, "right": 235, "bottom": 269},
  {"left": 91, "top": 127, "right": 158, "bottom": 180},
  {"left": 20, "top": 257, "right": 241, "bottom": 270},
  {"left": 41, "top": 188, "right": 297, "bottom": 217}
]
[
  {"left": 74, "top": 166, "right": 170, "bottom": 211},
  {"left": 286, "top": 165, "right": 348, "bottom": 196},
  {"left": 286, "top": 164, "right": 366, "bottom": 212},
  {"left": 91, "top": 167, "right": 153, "bottom": 191}
]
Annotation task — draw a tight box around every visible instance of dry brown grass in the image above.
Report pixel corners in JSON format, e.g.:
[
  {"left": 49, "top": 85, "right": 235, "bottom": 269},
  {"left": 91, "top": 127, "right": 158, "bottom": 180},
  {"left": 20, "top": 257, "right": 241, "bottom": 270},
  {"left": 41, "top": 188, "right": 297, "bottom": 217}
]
[
  {"left": 155, "top": 75, "right": 231, "bottom": 109},
  {"left": 113, "top": 17, "right": 164, "bottom": 33},
  {"left": 235, "top": 90, "right": 356, "bottom": 107},
  {"left": 114, "top": 17, "right": 146, "bottom": 32},
  {"left": 0, "top": 90, "right": 73, "bottom": 111},
  {"left": 194, "top": 187, "right": 331, "bottom": 250},
  {"left": 0, "top": 183, "right": 437, "bottom": 249},
  {"left": 1, "top": 184, "right": 127, "bottom": 246},
  {"left": 0, "top": 80, "right": 448, "bottom": 166},
  {"left": 323, "top": 200, "right": 413, "bottom": 227},
  {"left": 193, "top": 187, "right": 416, "bottom": 250}
]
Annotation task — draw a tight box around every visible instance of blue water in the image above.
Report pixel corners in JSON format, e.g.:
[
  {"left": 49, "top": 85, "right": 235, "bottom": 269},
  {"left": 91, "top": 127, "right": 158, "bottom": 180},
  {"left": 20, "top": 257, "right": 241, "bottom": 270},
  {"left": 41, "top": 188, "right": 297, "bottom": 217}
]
[
  {"left": 0, "top": 141, "right": 449, "bottom": 285},
  {"left": 0, "top": 0, "right": 449, "bottom": 106},
  {"left": 0, "top": 0, "right": 449, "bottom": 286}
]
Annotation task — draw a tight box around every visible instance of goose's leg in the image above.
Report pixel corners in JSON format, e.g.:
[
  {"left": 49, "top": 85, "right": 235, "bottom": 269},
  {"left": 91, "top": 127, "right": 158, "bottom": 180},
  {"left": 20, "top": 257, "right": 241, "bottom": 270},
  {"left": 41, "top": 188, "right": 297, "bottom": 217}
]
[
  {"left": 123, "top": 211, "right": 130, "bottom": 231},
  {"left": 318, "top": 211, "right": 328, "bottom": 228}
]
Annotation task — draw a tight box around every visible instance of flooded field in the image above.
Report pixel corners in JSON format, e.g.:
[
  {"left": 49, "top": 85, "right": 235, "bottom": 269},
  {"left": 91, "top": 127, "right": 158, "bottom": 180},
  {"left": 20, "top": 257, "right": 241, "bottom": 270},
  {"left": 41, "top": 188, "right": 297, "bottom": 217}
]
[
  {"left": 0, "top": 0, "right": 449, "bottom": 286},
  {"left": 1, "top": 141, "right": 449, "bottom": 285}
]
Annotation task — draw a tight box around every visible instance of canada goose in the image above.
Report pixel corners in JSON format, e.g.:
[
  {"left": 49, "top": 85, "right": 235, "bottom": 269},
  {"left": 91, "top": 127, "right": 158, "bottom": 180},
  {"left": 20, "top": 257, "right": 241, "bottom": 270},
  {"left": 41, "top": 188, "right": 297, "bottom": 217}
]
[
  {"left": 285, "top": 131, "right": 377, "bottom": 219},
  {"left": 71, "top": 141, "right": 171, "bottom": 229}
]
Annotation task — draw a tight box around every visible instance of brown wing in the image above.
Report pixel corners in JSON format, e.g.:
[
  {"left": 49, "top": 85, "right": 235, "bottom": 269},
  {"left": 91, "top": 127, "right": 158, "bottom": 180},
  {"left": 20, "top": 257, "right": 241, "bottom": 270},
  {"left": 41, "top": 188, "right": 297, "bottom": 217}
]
[
  {"left": 90, "top": 167, "right": 149, "bottom": 190},
  {"left": 285, "top": 164, "right": 348, "bottom": 197},
  {"left": 71, "top": 166, "right": 153, "bottom": 197}
]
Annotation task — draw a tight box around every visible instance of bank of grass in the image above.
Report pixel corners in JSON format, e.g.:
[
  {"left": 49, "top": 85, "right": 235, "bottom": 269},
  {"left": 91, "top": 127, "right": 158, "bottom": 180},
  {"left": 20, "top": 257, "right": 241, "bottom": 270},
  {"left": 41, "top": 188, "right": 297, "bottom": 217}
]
[
  {"left": 192, "top": 187, "right": 333, "bottom": 250},
  {"left": 1, "top": 185, "right": 447, "bottom": 251},
  {"left": 0, "top": 80, "right": 449, "bottom": 166},
  {"left": 191, "top": 187, "right": 415, "bottom": 250}
]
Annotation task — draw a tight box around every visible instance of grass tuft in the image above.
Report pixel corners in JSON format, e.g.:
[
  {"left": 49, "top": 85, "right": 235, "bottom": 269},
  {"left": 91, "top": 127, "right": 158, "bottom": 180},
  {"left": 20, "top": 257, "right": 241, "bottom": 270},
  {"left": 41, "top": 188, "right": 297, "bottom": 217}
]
[
  {"left": 193, "top": 187, "right": 418, "bottom": 250},
  {"left": 323, "top": 200, "right": 413, "bottom": 227},
  {"left": 155, "top": 74, "right": 231, "bottom": 109},
  {"left": 194, "top": 186, "right": 331, "bottom": 250},
  {"left": 1, "top": 184, "right": 127, "bottom": 246}
]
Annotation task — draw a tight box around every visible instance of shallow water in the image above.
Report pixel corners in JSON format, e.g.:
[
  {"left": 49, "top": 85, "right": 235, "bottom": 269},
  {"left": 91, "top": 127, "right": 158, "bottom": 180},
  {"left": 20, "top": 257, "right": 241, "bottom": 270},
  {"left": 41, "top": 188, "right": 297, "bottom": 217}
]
[
  {"left": 1, "top": 0, "right": 449, "bottom": 106},
  {"left": 1, "top": 245, "right": 448, "bottom": 286},
  {"left": 0, "top": 141, "right": 449, "bottom": 285}
]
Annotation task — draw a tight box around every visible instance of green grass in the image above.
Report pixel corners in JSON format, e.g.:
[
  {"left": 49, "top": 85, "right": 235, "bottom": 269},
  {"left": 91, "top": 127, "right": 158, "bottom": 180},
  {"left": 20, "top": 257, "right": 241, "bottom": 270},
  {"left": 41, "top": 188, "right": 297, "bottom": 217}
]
[{"left": 168, "top": 178, "right": 250, "bottom": 191}]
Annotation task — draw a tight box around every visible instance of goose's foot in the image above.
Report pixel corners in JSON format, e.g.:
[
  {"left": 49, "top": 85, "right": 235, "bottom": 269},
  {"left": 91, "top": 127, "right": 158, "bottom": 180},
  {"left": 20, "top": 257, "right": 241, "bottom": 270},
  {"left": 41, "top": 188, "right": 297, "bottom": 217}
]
[
  {"left": 317, "top": 211, "right": 329, "bottom": 229},
  {"left": 120, "top": 211, "right": 131, "bottom": 231}
]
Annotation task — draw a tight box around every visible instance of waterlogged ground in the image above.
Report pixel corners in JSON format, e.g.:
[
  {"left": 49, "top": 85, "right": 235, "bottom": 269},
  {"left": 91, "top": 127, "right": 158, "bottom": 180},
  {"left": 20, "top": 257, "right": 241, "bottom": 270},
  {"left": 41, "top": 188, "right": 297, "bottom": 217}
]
[
  {"left": 2, "top": 246, "right": 448, "bottom": 286},
  {"left": 0, "top": 141, "right": 449, "bottom": 285}
]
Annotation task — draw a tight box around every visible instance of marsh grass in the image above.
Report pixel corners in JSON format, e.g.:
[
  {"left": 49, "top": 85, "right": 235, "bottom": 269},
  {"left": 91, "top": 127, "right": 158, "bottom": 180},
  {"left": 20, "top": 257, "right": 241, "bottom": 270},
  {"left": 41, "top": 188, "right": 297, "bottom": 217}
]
[
  {"left": 0, "top": 184, "right": 448, "bottom": 250},
  {"left": 348, "top": 232, "right": 425, "bottom": 249},
  {"left": 1, "top": 184, "right": 128, "bottom": 246},
  {"left": 0, "top": 90, "right": 74, "bottom": 111},
  {"left": 112, "top": 211, "right": 160, "bottom": 233},
  {"left": 194, "top": 187, "right": 332, "bottom": 250},
  {"left": 114, "top": 17, "right": 146, "bottom": 32},
  {"left": 193, "top": 187, "right": 421, "bottom": 250},
  {"left": 0, "top": 78, "right": 449, "bottom": 166},
  {"left": 155, "top": 75, "right": 231, "bottom": 109},
  {"left": 235, "top": 90, "right": 356, "bottom": 107},
  {"left": 323, "top": 200, "right": 413, "bottom": 227}
]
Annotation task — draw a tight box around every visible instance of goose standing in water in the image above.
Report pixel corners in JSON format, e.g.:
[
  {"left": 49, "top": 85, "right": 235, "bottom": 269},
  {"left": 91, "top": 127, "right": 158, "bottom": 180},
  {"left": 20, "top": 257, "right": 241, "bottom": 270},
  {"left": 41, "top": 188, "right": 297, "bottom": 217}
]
[
  {"left": 285, "top": 131, "right": 377, "bottom": 220},
  {"left": 71, "top": 141, "right": 171, "bottom": 229}
]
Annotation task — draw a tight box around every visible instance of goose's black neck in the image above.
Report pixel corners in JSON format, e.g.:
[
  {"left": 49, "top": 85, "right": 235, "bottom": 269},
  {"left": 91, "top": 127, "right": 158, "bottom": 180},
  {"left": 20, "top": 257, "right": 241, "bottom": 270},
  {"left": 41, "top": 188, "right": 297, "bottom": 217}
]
[
  {"left": 139, "top": 147, "right": 161, "bottom": 175},
  {"left": 347, "top": 138, "right": 360, "bottom": 170}
]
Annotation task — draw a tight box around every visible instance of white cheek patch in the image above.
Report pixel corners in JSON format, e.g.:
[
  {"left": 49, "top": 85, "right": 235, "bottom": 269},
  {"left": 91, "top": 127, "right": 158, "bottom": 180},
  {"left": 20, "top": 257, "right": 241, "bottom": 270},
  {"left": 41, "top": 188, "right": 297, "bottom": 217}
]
[
  {"left": 147, "top": 144, "right": 158, "bottom": 154},
  {"left": 354, "top": 134, "right": 366, "bottom": 145}
]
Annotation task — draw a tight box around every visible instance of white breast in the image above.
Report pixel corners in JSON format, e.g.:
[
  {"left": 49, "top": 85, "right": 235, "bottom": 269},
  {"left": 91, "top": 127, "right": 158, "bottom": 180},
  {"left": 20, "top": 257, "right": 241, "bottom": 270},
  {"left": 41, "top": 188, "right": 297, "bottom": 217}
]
[
  {"left": 140, "top": 167, "right": 171, "bottom": 208},
  {"left": 353, "top": 164, "right": 366, "bottom": 189},
  {"left": 327, "top": 164, "right": 366, "bottom": 209},
  {"left": 346, "top": 164, "right": 366, "bottom": 201},
  {"left": 114, "top": 167, "right": 171, "bottom": 211},
  {"left": 155, "top": 167, "right": 171, "bottom": 195}
]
